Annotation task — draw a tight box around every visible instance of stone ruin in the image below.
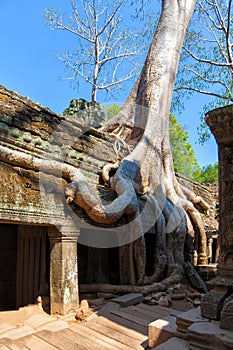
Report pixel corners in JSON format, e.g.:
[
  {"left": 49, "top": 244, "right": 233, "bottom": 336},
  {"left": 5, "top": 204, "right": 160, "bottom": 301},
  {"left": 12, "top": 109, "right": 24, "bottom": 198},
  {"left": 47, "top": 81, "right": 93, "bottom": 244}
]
[
  {"left": 201, "top": 104, "right": 233, "bottom": 332},
  {"left": 0, "top": 84, "right": 219, "bottom": 316}
]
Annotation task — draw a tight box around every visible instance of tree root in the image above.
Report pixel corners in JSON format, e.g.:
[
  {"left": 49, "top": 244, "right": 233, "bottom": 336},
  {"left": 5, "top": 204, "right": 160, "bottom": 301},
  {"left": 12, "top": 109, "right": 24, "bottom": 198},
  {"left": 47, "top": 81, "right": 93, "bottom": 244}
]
[{"left": 80, "top": 269, "right": 184, "bottom": 295}]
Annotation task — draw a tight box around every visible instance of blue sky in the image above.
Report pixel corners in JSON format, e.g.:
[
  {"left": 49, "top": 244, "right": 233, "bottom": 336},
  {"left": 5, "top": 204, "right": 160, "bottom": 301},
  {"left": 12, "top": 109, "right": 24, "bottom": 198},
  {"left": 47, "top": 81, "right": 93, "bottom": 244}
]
[{"left": 0, "top": 0, "right": 218, "bottom": 167}]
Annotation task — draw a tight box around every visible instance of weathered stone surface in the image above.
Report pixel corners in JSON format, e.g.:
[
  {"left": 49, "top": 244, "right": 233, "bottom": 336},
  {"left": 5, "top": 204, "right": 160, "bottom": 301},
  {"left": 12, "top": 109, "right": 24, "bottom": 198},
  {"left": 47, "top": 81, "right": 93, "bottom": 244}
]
[
  {"left": 201, "top": 286, "right": 229, "bottom": 320},
  {"left": 203, "top": 106, "right": 233, "bottom": 330},
  {"left": 151, "top": 337, "right": 189, "bottom": 350},
  {"left": 48, "top": 227, "right": 79, "bottom": 315},
  {"left": 176, "top": 307, "right": 208, "bottom": 338},
  {"left": 113, "top": 293, "right": 144, "bottom": 307},
  {"left": 63, "top": 98, "right": 106, "bottom": 129},
  {"left": 220, "top": 294, "right": 233, "bottom": 331},
  {"left": 148, "top": 315, "right": 177, "bottom": 348},
  {"left": 189, "top": 321, "right": 233, "bottom": 350}
]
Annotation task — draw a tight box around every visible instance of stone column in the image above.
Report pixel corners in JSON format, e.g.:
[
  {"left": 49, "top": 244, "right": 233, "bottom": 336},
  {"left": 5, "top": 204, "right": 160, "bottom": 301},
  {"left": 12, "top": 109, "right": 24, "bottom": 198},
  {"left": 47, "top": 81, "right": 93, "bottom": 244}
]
[
  {"left": 48, "top": 225, "right": 79, "bottom": 315},
  {"left": 201, "top": 105, "right": 233, "bottom": 330}
]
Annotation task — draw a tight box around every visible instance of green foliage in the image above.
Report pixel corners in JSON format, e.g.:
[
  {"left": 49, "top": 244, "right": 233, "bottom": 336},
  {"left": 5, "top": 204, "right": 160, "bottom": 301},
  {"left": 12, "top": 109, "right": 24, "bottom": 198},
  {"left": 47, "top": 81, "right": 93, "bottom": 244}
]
[
  {"left": 192, "top": 163, "right": 218, "bottom": 184},
  {"left": 173, "top": 1, "right": 233, "bottom": 144},
  {"left": 169, "top": 114, "right": 200, "bottom": 180},
  {"left": 105, "top": 104, "right": 122, "bottom": 120}
]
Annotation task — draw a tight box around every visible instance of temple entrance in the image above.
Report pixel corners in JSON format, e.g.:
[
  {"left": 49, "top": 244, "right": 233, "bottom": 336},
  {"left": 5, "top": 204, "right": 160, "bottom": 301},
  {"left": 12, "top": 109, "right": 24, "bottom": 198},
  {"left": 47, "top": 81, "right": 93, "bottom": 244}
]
[
  {"left": 0, "top": 224, "right": 49, "bottom": 311},
  {"left": 0, "top": 224, "right": 17, "bottom": 310},
  {"left": 78, "top": 228, "right": 120, "bottom": 285}
]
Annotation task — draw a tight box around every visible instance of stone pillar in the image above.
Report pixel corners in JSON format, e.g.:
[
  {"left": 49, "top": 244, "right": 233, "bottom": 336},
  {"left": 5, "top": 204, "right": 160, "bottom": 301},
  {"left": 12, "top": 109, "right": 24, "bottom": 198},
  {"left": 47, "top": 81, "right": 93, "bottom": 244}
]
[
  {"left": 201, "top": 105, "right": 233, "bottom": 330},
  {"left": 48, "top": 225, "right": 79, "bottom": 315}
]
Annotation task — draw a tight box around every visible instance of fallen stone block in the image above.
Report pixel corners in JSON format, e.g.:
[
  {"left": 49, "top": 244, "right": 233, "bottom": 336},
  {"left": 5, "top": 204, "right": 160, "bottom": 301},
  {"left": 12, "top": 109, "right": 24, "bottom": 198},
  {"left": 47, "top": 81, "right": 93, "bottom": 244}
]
[
  {"left": 113, "top": 293, "right": 144, "bottom": 307},
  {"left": 151, "top": 336, "right": 189, "bottom": 349},
  {"left": 176, "top": 306, "right": 208, "bottom": 338},
  {"left": 148, "top": 315, "right": 177, "bottom": 348},
  {"left": 189, "top": 321, "right": 233, "bottom": 350}
]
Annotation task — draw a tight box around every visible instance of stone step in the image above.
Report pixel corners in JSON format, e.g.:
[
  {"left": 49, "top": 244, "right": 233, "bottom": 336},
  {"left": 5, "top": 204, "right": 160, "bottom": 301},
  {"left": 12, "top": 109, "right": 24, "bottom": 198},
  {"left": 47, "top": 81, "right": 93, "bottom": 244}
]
[
  {"left": 0, "top": 325, "right": 34, "bottom": 340},
  {"left": 148, "top": 315, "right": 177, "bottom": 348},
  {"left": 23, "top": 312, "right": 57, "bottom": 330},
  {"left": 188, "top": 321, "right": 233, "bottom": 350},
  {"left": 176, "top": 307, "right": 209, "bottom": 339},
  {"left": 151, "top": 337, "right": 189, "bottom": 349},
  {"left": 35, "top": 320, "right": 69, "bottom": 332},
  {"left": 0, "top": 324, "right": 17, "bottom": 336}
]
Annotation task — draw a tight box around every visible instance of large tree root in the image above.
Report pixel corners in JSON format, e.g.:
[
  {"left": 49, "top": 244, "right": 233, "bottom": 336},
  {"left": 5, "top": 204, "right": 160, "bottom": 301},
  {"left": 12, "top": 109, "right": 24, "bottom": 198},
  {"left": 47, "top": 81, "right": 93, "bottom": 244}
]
[{"left": 80, "top": 269, "right": 184, "bottom": 295}]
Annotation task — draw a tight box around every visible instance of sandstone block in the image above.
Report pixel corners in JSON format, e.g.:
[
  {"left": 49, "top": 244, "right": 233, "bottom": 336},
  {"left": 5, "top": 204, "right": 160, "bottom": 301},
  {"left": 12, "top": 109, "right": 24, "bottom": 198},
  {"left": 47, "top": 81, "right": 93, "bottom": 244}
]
[{"left": 148, "top": 315, "right": 177, "bottom": 348}]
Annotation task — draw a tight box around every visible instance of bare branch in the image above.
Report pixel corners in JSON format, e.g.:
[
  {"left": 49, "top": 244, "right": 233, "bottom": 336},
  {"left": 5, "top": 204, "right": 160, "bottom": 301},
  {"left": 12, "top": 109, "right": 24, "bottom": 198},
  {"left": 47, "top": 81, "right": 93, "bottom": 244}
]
[
  {"left": 226, "top": 0, "right": 233, "bottom": 64},
  {"left": 184, "top": 67, "right": 231, "bottom": 92},
  {"left": 175, "top": 85, "right": 233, "bottom": 101},
  {"left": 97, "top": 0, "right": 125, "bottom": 37},
  {"left": 183, "top": 46, "right": 233, "bottom": 67}
]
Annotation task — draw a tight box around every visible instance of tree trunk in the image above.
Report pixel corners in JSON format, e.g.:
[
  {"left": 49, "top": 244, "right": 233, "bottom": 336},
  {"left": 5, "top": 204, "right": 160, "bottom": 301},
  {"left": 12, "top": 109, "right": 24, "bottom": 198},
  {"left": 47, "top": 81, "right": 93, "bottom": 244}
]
[{"left": 0, "top": 0, "right": 210, "bottom": 293}]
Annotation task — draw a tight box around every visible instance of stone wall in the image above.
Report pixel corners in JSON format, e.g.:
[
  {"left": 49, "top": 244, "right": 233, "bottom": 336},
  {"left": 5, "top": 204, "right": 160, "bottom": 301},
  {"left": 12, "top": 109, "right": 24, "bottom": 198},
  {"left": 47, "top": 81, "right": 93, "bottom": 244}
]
[{"left": 0, "top": 85, "right": 219, "bottom": 313}]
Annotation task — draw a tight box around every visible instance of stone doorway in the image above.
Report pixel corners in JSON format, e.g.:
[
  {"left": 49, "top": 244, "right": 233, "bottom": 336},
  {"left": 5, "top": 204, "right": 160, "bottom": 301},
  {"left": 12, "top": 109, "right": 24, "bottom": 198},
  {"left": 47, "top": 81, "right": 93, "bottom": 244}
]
[
  {"left": 0, "top": 224, "right": 50, "bottom": 311},
  {"left": 0, "top": 224, "right": 17, "bottom": 311},
  {"left": 78, "top": 228, "right": 120, "bottom": 285}
]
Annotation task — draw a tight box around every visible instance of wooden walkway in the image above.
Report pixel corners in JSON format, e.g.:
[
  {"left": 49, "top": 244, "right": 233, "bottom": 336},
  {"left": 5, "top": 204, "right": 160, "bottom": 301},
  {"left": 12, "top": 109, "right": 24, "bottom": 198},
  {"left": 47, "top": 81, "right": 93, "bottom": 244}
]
[{"left": 0, "top": 303, "right": 174, "bottom": 350}]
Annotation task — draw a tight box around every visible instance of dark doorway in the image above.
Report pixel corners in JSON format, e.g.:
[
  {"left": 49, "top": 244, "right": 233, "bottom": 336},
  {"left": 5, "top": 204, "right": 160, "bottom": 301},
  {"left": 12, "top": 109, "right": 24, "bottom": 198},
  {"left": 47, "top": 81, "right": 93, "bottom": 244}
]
[
  {"left": 0, "top": 224, "right": 17, "bottom": 310},
  {"left": 16, "top": 225, "right": 50, "bottom": 308},
  {"left": 78, "top": 228, "right": 119, "bottom": 285},
  {"left": 0, "top": 224, "right": 50, "bottom": 311}
]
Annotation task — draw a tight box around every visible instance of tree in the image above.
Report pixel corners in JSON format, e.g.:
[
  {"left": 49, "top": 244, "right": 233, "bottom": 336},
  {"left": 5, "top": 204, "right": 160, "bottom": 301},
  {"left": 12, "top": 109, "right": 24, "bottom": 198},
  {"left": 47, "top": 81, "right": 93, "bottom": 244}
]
[
  {"left": 105, "top": 107, "right": 201, "bottom": 179},
  {"left": 169, "top": 115, "right": 200, "bottom": 179},
  {"left": 174, "top": 0, "right": 233, "bottom": 142},
  {"left": 1, "top": 0, "right": 209, "bottom": 293},
  {"left": 79, "top": 0, "right": 209, "bottom": 289},
  {"left": 45, "top": 0, "right": 141, "bottom": 102},
  {"left": 105, "top": 103, "right": 122, "bottom": 120},
  {"left": 193, "top": 163, "right": 218, "bottom": 184}
]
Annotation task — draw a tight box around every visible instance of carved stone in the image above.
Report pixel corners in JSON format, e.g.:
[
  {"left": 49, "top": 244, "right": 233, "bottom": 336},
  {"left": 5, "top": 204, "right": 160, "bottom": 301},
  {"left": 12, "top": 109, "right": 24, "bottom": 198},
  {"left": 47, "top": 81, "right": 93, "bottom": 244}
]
[
  {"left": 203, "top": 105, "right": 233, "bottom": 330},
  {"left": 220, "top": 294, "right": 233, "bottom": 330},
  {"left": 48, "top": 226, "right": 80, "bottom": 315},
  {"left": 201, "top": 286, "right": 229, "bottom": 320}
]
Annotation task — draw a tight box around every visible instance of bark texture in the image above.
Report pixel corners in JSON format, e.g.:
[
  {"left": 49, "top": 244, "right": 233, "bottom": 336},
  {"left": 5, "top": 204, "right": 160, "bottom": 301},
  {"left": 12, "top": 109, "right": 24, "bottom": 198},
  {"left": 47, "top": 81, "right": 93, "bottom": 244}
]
[
  {"left": 66, "top": 0, "right": 209, "bottom": 290},
  {"left": 0, "top": 0, "right": 210, "bottom": 293}
]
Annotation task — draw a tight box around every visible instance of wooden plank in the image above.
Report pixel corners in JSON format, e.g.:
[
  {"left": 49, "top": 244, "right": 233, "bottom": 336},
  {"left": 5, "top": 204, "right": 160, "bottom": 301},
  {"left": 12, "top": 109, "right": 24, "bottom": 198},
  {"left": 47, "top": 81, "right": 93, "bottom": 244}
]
[
  {"left": 58, "top": 328, "right": 111, "bottom": 350},
  {"left": 71, "top": 323, "right": 133, "bottom": 350},
  {"left": 0, "top": 344, "right": 11, "bottom": 350},
  {"left": 135, "top": 303, "right": 173, "bottom": 316},
  {"left": 35, "top": 330, "right": 85, "bottom": 350},
  {"left": 95, "top": 316, "right": 147, "bottom": 342},
  {"left": 70, "top": 324, "right": 122, "bottom": 350},
  {"left": 82, "top": 320, "right": 144, "bottom": 350},
  {"left": 120, "top": 307, "right": 156, "bottom": 322},
  {"left": 110, "top": 308, "right": 151, "bottom": 327},
  {"left": 105, "top": 312, "right": 147, "bottom": 335},
  {"left": 20, "top": 334, "right": 58, "bottom": 350},
  {"left": 126, "top": 304, "right": 172, "bottom": 321},
  {"left": 0, "top": 338, "right": 29, "bottom": 350}
]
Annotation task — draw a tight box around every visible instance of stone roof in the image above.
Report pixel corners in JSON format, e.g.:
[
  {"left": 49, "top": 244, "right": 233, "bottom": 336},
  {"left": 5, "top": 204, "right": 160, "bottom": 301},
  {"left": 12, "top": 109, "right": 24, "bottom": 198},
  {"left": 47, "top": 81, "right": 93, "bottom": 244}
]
[{"left": 0, "top": 85, "right": 218, "bottom": 232}]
